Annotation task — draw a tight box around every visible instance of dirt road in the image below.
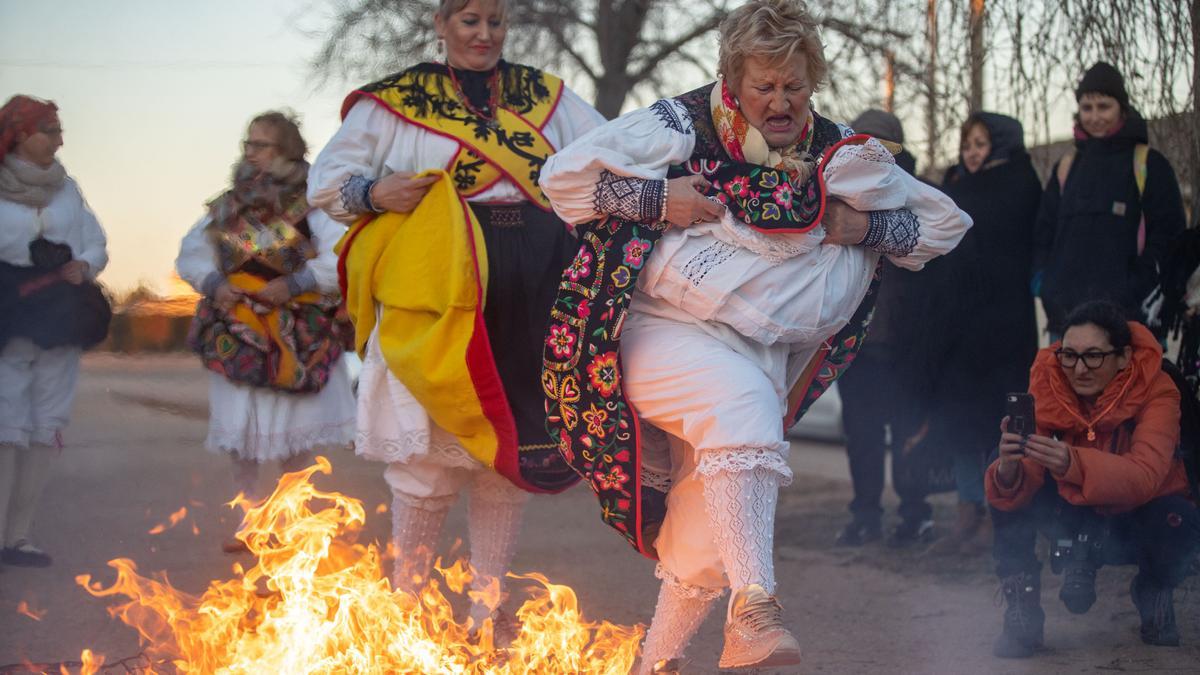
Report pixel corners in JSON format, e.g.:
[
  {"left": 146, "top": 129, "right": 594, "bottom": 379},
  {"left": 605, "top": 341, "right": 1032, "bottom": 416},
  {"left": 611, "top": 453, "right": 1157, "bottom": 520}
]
[{"left": 1, "top": 354, "right": 1196, "bottom": 673}]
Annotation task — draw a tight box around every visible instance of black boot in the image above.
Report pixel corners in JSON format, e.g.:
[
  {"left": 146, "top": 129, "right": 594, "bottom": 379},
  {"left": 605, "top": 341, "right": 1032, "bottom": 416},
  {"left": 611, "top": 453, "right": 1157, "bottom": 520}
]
[
  {"left": 1131, "top": 574, "right": 1180, "bottom": 646},
  {"left": 1058, "top": 560, "right": 1098, "bottom": 614},
  {"left": 835, "top": 518, "right": 882, "bottom": 546},
  {"left": 886, "top": 517, "right": 934, "bottom": 548},
  {"left": 993, "top": 571, "right": 1045, "bottom": 658}
]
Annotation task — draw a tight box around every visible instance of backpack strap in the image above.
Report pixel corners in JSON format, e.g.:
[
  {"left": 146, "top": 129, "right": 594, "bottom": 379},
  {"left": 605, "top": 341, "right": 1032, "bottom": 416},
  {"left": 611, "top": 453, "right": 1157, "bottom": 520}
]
[{"left": 1134, "top": 143, "right": 1149, "bottom": 255}]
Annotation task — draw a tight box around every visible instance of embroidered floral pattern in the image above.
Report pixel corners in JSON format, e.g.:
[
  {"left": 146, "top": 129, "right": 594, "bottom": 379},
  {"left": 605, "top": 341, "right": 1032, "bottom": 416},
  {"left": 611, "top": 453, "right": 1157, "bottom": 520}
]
[
  {"left": 622, "top": 237, "right": 652, "bottom": 269},
  {"left": 542, "top": 91, "right": 875, "bottom": 557},
  {"left": 546, "top": 323, "right": 576, "bottom": 358},
  {"left": 565, "top": 248, "right": 592, "bottom": 281},
  {"left": 587, "top": 351, "right": 620, "bottom": 397}
]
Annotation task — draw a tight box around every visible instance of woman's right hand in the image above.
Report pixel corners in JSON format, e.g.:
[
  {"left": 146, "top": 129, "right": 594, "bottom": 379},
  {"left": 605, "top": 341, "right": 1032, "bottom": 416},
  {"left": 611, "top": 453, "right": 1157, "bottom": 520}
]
[
  {"left": 996, "top": 416, "right": 1026, "bottom": 487},
  {"left": 368, "top": 171, "right": 440, "bottom": 214},
  {"left": 663, "top": 175, "right": 725, "bottom": 227},
  {"left": 213, "top": 282, "right": 242, "bottom": 312}
]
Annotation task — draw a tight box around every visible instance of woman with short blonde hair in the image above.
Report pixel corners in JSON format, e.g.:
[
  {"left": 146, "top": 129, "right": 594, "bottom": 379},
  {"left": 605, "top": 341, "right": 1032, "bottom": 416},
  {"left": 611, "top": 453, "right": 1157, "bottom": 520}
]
[{"left": 541, "top": 0, "right": 970, "bottom": 670}]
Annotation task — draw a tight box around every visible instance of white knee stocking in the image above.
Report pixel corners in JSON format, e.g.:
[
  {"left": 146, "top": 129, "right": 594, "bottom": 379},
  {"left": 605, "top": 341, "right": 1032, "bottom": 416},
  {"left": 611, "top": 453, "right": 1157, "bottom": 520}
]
[
  {"left": 638, "top": 565, "right": 722, "bottom": 674},
  {"left": 466, "top": 471, "right": 528, "bottom": 626},
  {"left": 698, "top": 450, "right": 786, "bottom": 597},
  {"left": 390, "top": 493, "right": 451, "bottom": 594}
]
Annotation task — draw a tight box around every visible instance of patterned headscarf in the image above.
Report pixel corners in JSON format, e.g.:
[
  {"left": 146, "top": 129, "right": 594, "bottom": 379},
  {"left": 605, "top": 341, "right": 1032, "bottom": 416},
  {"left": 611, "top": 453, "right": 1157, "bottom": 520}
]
[
  {"left": 0, "top": 95, "right": 59, "bottom": 163},
  {"left": 709, "top": 77, "right": 815, "bottom": 185}
]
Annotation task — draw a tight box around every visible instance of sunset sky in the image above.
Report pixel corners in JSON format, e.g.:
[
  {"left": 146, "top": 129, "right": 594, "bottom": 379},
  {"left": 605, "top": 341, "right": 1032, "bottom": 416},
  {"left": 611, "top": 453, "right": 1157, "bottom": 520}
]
[
  {"left": 3, "top": 1, "right": 1087, "bottom": 295},
  {"left": 1, "top": 0, "right": 356, "bottom": 293}
]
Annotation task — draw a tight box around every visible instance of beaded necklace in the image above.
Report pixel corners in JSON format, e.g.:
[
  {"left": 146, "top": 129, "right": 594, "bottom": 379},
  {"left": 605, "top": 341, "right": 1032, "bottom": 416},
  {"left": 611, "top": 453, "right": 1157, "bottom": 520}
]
[{"left": 447, "top": 64, "right": 501, "bottom": 130}]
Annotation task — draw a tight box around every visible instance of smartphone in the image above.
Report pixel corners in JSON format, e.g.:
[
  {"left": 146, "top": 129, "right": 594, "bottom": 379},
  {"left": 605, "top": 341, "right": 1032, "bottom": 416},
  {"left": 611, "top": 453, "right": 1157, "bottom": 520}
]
[{"left": 1005, "top": 393, "right": 1036, "bottom": 437}]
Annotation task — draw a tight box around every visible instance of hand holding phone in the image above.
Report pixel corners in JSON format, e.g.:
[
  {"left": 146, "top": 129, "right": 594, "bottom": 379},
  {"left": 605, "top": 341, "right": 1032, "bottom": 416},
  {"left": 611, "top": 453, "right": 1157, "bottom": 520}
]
[{"left": 1005, "top": 393, "right": 1036, "bottom": 438}]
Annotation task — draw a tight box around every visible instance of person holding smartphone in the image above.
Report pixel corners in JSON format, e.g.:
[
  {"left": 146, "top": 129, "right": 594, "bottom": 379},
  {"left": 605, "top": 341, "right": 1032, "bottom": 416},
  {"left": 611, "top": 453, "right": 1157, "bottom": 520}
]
[{"left": 987, "top": 300, "right": 1199, "bottom": 658}]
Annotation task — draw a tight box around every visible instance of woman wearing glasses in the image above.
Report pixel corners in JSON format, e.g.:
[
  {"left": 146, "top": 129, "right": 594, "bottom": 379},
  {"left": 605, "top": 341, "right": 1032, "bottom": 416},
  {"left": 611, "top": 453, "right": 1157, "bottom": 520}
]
[
  {"left": 176, "top": 111, "right": 355, "bottom": 552},
  {"left": 986, "top": 300, "right": 1199, "bottom": 657}
]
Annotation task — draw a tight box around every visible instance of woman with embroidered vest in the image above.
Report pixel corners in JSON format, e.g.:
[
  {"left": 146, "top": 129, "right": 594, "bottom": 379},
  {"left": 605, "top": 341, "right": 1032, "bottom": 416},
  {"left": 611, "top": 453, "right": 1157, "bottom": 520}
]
[
  {"left": 920, "top": 112, "right": 1042, "bottom": 556},
  {"left": 538, "top": 1, "right": 971, "bottom": 670},
  {"left": 308, "top": 0, "right": 604, "bottom": 635},
  {"left": 987, "top": 300, "right": 1199, "bottom": 657},
  {"left": 0, "top": 95, "right": 109, "bottom": 568},
  {"left": 1033, "top": 62, "right": 1187, "bottom": 340},
  {"left": 176, "top": 111, "right": 355, "bottom": 553}
]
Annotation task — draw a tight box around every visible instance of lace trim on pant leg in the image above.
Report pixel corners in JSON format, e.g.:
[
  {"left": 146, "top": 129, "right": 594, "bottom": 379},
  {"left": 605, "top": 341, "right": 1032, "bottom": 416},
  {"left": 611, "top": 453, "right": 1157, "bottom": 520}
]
[
  {"left": 695, "top": 445, "right": 793, "bottom": 486},
  {"left": 654, "top": 562, "right": 726, "bottom": 602},
  {"left": 642, "top": 467, "right": 673, "bottom": 493}
]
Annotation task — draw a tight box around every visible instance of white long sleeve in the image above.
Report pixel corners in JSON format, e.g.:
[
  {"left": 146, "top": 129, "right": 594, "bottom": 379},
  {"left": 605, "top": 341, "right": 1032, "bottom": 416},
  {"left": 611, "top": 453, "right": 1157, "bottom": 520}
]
[
  {"left": 305, "top": 209, "right": 346, "bottom": 294},
  {"left": 309, "top": 83, "right": 606, "bottom": 223},
  {"left": 540, "top": 99, "right": 696, "bottom": 225},
  {"left": 0, "top": 175, "right": 108, "bottom": 278},
  {"left": 174, "top": 214, "right": 220, "bottom": 294}
]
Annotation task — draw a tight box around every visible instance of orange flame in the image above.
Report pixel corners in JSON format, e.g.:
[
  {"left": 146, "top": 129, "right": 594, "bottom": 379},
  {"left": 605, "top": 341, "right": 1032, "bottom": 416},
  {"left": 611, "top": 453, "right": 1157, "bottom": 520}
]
[
  {"left": 16, "top": 600, "right": 46, "bottom": 621},
  {"left": 78, "top": 457, "right": 643, "bottom": 673},
  {"left": 147, "top": 507, "right": 188, "bottom": 535}
]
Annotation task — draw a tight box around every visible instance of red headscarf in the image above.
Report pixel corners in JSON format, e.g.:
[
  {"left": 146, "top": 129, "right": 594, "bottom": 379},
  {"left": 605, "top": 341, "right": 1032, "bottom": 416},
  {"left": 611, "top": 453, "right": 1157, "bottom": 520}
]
[{"left": 0, "top": 95, "right": 59, "bottom": 163}]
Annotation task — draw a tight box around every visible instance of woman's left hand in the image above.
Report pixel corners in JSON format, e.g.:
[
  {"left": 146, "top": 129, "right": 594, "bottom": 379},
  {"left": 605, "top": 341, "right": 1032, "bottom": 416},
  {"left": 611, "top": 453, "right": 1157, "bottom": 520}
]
[
  {"left": 821, "top": 200, "right": 870, "bottom": 245},
  {"left": 257, "top": 278, "right": 292, "bottom": 306},
  {"left": 1022, "top": 434, "right": 1072, "bottom": 476},
  {"left": 61, "top": 260, "right": 89, "bottom": 285}
]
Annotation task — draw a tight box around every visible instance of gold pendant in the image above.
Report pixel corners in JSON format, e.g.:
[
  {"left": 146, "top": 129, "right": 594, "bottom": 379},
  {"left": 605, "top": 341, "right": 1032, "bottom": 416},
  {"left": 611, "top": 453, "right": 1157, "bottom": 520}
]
[{"left": 1087, "top": 429, "right": 1096, "bottom": 442}]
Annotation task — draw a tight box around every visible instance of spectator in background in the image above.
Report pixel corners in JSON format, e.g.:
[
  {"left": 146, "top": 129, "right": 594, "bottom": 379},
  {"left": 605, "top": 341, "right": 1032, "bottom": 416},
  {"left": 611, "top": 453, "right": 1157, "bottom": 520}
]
[
  {"left": 176, "top": 111, "right": 356, "bottom": 553},
  {"left": 921, "top": 112, "right": 1041, "bottom": 556},
  {"left": 0, "top": 94, "right": 109, "bottom": 568},
  {"left": 834, "top": 109, "right": 937, "bottom": 548},
  {"left": 1034, "top": 62, "right": 1186, "bottom": 340},
  {"left": 987, "top": 301, "right": 1199, "bottom": 657}
]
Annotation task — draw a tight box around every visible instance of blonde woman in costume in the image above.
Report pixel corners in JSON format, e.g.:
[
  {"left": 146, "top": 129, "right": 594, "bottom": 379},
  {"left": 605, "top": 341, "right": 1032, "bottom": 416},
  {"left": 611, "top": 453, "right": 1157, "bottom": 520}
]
[
  {"left": 309, "top": 0, "right": 604, "bottom": 633},
  {"left": 540, "top": 1, "right": 972, "bottom": 670}
]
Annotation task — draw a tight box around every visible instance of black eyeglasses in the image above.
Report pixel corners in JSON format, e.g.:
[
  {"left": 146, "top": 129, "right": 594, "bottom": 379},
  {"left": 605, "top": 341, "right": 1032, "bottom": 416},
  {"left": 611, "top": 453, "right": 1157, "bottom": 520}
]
[
  {"left": 242, "top": 140, "right": 275, "bottom": 152},
  {"left": 1055, "top": 348, "right": 1120, "bottom": 370}
]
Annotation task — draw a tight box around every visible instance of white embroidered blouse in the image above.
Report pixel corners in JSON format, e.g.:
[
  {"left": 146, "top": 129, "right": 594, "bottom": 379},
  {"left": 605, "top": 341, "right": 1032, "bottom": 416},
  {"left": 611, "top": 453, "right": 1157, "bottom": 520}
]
[{"left": 540, "top": 98, "right": 972, "bottom": 346}]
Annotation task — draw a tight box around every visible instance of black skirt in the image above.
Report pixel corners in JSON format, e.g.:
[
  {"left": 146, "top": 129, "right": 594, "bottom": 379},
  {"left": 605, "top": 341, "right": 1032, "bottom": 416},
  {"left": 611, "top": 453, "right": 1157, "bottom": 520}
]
[{"left": 470, "top": 202, "right": 577, "bottom": 488}]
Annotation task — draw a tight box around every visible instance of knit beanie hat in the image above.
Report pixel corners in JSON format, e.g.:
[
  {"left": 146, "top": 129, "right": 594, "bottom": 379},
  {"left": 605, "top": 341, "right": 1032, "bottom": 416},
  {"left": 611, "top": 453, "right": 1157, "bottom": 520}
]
[
  {"left": 850, "top": 109, "right": 905, "bottom": 144},
  {"left": 1075, "top": 62, "right": 1129, "bottom": 111}
]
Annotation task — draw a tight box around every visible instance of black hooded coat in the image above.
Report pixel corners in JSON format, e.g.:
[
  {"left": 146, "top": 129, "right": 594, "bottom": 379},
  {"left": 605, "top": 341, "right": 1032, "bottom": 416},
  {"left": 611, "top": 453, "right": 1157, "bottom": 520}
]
[
  {"left": 1034, "top": 110, "right": 1187, "bottom": 336},
  {"left": 923, "top": 112, "right": 1042, "bottom": 469}
]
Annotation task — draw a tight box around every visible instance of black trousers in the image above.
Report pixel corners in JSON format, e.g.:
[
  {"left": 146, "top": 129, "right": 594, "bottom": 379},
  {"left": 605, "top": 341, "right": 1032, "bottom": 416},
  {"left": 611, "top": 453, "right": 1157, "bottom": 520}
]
[
  {"left": 838, "top": 345, "right": 932, "bottom": 525},
  {"left": 991, "top": 476, "right": 1200, "bottom": 588}
]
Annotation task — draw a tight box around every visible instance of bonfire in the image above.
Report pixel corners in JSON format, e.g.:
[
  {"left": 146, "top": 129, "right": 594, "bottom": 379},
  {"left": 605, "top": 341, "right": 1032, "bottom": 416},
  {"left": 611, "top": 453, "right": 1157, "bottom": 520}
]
[{"left": 73, "top": 457, "right": 642, "bottom": 674}]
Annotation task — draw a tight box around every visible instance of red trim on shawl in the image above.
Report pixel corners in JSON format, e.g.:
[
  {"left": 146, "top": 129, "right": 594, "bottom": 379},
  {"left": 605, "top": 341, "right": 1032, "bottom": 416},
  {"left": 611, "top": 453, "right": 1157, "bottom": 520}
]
[
  {"left": 343, "top": 91, "right": 556, "bottom": 212},
  {"left": 454, "top": 194, "right": 555, "bottom": 494},
  {"left": 783, "top": 342, "right": 832, "bottom": 428},
  {"left": 629, "top": 405, "right": 650, "bottom": 557}
]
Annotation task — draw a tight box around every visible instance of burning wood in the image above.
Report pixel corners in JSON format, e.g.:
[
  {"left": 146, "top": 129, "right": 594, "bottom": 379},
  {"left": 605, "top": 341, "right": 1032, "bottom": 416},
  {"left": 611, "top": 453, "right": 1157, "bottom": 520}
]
[{"left": 73, "top": 457, "right": 642, "bottom": 673}]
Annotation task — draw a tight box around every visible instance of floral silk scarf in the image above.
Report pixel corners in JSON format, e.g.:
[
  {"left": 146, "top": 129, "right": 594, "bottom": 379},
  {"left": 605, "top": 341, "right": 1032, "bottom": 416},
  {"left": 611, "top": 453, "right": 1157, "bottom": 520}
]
[{"left": 709, "top": 77, "right": 816, "bottom": 187}]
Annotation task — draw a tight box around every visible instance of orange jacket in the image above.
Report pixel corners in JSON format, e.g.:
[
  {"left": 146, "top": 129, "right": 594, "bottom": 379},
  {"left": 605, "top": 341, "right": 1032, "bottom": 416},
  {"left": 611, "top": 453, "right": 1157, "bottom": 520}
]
[{"left": 986, "top": 322, "right": 1190, "bottom": 514}]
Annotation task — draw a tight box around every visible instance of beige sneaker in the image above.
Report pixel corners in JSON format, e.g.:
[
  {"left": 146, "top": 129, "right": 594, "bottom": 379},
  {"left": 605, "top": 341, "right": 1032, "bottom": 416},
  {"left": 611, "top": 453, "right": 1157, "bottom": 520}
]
[{"left": 719, "top": 584, "right": 802, "bottom": 670}]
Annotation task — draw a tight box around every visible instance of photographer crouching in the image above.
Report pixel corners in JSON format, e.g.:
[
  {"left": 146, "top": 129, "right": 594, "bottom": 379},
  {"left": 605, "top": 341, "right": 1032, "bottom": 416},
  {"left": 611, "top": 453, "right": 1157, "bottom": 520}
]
[{"left": 987, "top": 300, "right": 1200, "bottom": 657}]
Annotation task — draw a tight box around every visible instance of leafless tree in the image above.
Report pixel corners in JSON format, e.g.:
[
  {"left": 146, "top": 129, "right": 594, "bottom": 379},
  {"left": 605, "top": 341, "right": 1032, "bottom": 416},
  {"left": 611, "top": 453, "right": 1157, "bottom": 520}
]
[{"left": 308, "top": 0, "right": 914, "bottom": 119}]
